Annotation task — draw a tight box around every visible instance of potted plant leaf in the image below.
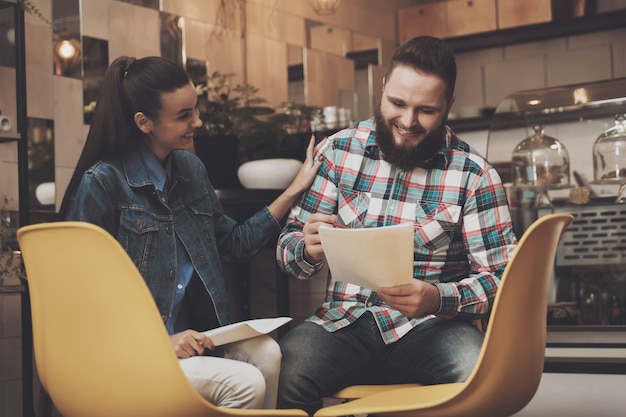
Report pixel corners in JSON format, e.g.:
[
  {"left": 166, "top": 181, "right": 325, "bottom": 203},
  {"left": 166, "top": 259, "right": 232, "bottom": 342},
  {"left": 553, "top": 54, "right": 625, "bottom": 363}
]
[
  {"left": 194, "top": 71, "right": 323, "bottom": 189},
  {"left": 193, "top": 71, "right": 268, "bottom": 189}
]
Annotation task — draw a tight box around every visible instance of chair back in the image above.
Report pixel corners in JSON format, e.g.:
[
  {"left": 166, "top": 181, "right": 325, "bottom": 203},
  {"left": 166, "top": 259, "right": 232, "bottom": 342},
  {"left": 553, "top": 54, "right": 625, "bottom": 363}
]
[
  {"left": 452, "top": 213, "right": 573, "bottom": 416},
  {"left": 313, "top": 214, "right": 573, "bottom": 417},
  {"left": 17, "top": 221, "right": 224, "bottom": 417}
]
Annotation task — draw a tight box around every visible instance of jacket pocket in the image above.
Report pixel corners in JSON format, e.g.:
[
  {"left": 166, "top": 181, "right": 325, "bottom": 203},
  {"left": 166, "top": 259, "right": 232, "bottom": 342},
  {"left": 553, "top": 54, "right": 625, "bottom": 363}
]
[
  {"left": 118, "top": 210, "right": 160, "bottom": 274},
  {"left": 187, "top": 198, "right": 216, "bottom": 244}
]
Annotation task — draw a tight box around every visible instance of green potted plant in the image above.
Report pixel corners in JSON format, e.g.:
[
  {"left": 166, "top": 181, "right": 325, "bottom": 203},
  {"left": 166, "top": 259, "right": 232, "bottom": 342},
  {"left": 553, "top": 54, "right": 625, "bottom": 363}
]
[
  {"left": 193, "top": 71, "right": 267, "bottom": 188},
  {"left": 195, "top": 72, "right": 268, "bottom": 135},
  {"left": 194, "top": 71, "right": 323, "bottom": 189}
]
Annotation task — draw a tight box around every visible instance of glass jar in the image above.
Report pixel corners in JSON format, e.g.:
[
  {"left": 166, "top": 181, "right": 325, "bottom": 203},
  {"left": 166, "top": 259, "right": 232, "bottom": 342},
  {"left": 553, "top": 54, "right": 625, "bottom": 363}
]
[
  {"left": 511, "top": 125, "right": 570, "bottom": 188},
  {"left": 593, "top": 113, "right": 626, "bottom": 183}
]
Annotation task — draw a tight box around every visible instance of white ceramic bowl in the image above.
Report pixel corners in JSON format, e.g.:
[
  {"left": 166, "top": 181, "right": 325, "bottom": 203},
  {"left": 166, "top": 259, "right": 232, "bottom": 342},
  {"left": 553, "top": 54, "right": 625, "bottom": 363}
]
[{"left": 237, "top": 158, "right": 303, "bottom": 189}]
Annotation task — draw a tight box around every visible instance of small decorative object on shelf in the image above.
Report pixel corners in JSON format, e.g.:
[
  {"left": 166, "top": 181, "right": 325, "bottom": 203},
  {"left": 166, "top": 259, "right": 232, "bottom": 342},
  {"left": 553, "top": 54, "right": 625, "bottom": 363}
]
[
  {"left": 511, "top": 125, "right": 570, "bottom": 188},
  {"left": 0, "top": 110, "right": 10, "bottom": 132},
  {"left": 593, "top": 114, "right": 626, "bottom": 183},
  {"left": 569, "top": 186, "right": 590, "bottom": 205}
]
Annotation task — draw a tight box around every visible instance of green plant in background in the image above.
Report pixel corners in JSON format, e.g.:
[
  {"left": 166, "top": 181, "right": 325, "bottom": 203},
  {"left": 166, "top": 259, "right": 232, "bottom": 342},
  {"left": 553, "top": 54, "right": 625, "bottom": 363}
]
[
  {"left": 0, "top": 196, "right": 25, "bottom": 286},
  {"left": 237, "top": 110, "right": 313, "bottom": 162},
  {"left": 194, "top": 71, "right": 323, "bottom": 162},
  {"left": 195, "top": 71, "right": 267, "bottom": 138},
  {"left": 17, "top": 0, "right": 53, "bottom": 27}
]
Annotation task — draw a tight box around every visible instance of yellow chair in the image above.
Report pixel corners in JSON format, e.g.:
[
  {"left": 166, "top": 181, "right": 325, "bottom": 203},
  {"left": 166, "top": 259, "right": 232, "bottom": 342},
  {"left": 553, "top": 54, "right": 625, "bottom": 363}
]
[
  {"left": 17, "top": 221, "right": 307, "bottom": 417},
  {"left": 314, "top": 213, "right": 573, "bottom": 417}
]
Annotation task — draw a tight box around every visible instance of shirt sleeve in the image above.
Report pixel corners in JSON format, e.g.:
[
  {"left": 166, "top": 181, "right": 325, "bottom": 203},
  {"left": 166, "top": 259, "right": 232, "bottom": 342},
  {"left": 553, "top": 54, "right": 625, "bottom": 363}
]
[
  {"left": 276, "top": 142, "right": 338, "bottom": 279},
  {"left": 64, "top": 171, "right": 118, "bottom": 235},
  {"left": 434, "top": 164, "right": 517, "bottom": 318}
]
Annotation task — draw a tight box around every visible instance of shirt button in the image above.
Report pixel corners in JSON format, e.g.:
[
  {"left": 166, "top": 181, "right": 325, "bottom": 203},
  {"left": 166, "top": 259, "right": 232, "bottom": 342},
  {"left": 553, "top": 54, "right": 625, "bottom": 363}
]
[
  {"left": 169, "top": 269, "right": 176, "bottom": 279},
  {"left": 177, "top": 284, "right": 183, "bottom": 290},
  {"left": 161, "top": 315, "right": 168, "bottom": 323},
  {"left": 165, "top": 225, "right": 173, "bottom": 234},
  {"left": 161, "top": 197, "right": 166, "bottom": 203},
  {"left": 367, "top": 302, "right": 373, "bottom": 307}
]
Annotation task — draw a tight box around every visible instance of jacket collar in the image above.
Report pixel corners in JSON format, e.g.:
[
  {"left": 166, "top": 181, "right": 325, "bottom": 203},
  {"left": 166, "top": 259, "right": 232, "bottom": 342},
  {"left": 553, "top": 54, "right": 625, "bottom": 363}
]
[{"left": 122, "top": 142, "right": 190, "bottom": 189}]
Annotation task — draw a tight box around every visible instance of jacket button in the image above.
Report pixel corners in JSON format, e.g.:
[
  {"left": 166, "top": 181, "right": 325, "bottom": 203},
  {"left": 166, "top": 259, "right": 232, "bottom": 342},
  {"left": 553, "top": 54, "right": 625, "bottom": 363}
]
[
  {"left": 161, "top": 315, "right": 168, "bottom": 323},
  {"left": 169, "top": 269, "right": 176, "bottom": 279},
  {"left": 165, "top": 225, "right": 173, "bottom": 234}
]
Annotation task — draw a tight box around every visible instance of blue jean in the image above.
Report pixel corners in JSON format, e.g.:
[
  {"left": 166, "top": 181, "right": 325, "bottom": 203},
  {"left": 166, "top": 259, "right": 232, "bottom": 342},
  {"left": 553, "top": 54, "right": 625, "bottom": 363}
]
[{"left": 277, "top": 313, "right": 483, "bottom": 416}]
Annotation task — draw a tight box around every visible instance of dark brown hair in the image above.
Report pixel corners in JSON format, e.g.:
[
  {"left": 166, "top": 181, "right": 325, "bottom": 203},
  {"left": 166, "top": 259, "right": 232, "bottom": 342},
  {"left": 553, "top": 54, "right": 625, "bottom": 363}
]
[
  {"left": 58, "top": 56, "right": 191, "bottom": 218},
  {"left": 385, "top": 36, "right": 457, "bottom": 101}
]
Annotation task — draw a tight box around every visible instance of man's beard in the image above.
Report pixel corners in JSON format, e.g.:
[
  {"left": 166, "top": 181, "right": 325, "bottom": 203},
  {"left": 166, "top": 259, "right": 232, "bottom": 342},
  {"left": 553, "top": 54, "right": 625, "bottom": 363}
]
[{"left": 374, "top": 110, "right": 447, "bottom": 171}]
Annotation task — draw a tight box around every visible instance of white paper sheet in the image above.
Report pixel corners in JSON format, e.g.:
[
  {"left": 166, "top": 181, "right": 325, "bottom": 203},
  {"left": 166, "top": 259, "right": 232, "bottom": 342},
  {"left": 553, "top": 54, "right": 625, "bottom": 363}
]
[
  {"left": 318, "top": 223, "right": 414, "bottom": 291},
  {"left": 202, "top": 317, "right": 292, "bottom": 346}
]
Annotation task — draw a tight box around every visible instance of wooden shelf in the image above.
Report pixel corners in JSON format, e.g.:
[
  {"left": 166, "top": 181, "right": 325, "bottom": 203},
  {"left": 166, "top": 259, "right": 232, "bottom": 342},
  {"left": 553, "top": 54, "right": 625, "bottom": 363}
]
[
  {"left": 445, "top": 10, "right": 626, "bottom": 53},
  {"left": 0, "top": 132, "right": 21, "bottom": 143},
  {"left": 448, "top": 117, "right": 492, "bottom": 133}
]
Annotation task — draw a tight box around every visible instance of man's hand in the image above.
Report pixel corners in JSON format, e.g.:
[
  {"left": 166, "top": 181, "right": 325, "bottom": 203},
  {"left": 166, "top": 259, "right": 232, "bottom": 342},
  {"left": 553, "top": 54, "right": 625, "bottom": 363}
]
[
  {"left": 302, "top": 213, "right": 338, "bottom": 264},
  {"left": 377, "top": 280, "right": 441, "bottom": 318},
  {"left": 169, "top": 329, "right": 214, "bottom": 358}
]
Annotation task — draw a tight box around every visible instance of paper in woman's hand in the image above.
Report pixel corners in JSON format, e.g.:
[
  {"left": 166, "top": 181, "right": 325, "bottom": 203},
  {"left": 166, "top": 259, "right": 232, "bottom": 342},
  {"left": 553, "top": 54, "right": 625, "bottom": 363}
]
[
  {"left": 202, "top": 317, "right": 292, "bottom": 346},
  {"left": 318, "top": 223, "right": 414, "bottom": 291}
]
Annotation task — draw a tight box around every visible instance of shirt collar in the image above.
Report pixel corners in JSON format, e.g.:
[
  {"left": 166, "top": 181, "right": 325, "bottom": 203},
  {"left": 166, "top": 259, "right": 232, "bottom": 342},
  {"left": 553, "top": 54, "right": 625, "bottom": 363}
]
[
  {"left": 417, "top": 126, "right": 452, "bottom": 169},
  {"left": 136, "top": 143, "right": 170, "bottom": 192}
]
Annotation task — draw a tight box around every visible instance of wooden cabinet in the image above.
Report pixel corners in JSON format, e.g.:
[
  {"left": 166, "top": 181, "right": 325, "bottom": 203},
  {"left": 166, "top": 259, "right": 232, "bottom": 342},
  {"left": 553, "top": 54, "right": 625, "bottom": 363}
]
[
  {"left": 447, "top": 0, "right": 497, "bottom": 37},
  {"left": 398, "top": 0, "right": 626, "bottom": 55},
  {"left": 398, "top": 0, "right": 496, "bottom": 42},
  {"left": 497, "top": 0, "right": 553, "bottom": 29},
  {"left": 397, "top": 2, "right": 447, "bottom": 42}
]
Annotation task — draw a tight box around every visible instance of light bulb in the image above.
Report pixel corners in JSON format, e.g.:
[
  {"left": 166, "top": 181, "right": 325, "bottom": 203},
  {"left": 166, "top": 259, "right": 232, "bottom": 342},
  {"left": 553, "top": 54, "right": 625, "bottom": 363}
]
[{"left": 57, "top": 40, "right": 76, "bottom": 59}]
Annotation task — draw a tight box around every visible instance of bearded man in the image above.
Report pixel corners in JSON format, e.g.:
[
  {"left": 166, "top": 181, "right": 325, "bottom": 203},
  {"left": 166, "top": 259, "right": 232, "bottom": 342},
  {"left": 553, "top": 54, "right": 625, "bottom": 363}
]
[{"left": 275, "top": 35, "right": 518, "bottom": 417}]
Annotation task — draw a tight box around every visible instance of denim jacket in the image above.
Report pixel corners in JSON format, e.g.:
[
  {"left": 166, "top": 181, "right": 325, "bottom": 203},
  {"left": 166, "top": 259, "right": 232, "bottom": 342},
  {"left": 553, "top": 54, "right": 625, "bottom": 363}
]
[{"left": 65, "top": 143, "right": 281, "bottom": 328}]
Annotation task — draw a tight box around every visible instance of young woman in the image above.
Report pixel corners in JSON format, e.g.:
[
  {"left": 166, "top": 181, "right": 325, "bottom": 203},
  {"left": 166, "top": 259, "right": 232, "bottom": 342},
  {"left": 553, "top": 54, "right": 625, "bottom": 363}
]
[{"left": 59, "top": 55, "right": 322, "bottom": 409}]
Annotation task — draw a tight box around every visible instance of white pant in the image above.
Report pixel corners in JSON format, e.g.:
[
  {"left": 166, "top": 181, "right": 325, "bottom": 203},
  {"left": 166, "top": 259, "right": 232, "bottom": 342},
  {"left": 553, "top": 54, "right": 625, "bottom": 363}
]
[{"left": 178, "top": 335, "right": 281, "bottom": 409}]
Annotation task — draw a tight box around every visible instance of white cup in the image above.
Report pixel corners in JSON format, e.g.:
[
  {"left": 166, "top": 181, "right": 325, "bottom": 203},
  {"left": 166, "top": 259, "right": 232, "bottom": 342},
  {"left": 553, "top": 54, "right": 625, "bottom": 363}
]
[{"left": 323, "top": 106, "right": 338, "bottom": 129}]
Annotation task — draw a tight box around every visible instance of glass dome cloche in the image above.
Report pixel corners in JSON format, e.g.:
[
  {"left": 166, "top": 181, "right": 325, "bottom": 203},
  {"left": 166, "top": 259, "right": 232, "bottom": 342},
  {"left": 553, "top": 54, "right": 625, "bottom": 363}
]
[
  {"left": 593, "top": 113, "right": 626, "bottom": 183},
  {"left": 511, "top": 125, "right": 570, "bottom": 188}
]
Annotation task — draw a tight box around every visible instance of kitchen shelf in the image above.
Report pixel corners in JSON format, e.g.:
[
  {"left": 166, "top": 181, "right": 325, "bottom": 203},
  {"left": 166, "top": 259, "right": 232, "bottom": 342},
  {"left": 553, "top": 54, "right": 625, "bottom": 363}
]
[
  {"left": 445, "top": 9, "right": 626, "bottom": 53},
  {"left": 448, "top": 116, "right": 492, "bottom": 132},
  {"left": 0, "top": 132, "right": 21, "bottom": 143},
  {"left": 487, "top": 77, "right": 626, "bottom": 163}
]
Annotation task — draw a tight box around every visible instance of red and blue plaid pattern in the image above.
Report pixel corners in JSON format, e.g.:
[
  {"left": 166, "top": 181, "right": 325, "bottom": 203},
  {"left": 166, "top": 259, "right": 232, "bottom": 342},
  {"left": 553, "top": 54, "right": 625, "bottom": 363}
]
[{"left": 277, "top": 118, "right": 517, "bottom": 344}]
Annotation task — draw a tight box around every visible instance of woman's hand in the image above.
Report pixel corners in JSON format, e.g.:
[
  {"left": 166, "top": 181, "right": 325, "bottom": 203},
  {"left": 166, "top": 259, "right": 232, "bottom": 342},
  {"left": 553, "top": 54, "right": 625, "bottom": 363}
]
[
  {"left": 169, "top": 329, "right": 214, "bottom": 359},
  {"left": 268, "top": 135, "right": 326, "bottom": 220},
  {"left": 284, "top": 135, "right": 326, "bottom": 196}
]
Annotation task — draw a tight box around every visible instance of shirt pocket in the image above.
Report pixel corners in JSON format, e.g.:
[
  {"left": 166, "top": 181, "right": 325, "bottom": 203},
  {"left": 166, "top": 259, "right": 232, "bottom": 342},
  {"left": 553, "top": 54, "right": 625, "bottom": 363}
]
[
  {"left": 337, "top": 186, "right": 371, "bottom": 228},
  {"left": 414, "top": 202, "right": 462, "bottom": 251},
  {"left": 118, "top": 209, "right": 160, "bottom": 273}
]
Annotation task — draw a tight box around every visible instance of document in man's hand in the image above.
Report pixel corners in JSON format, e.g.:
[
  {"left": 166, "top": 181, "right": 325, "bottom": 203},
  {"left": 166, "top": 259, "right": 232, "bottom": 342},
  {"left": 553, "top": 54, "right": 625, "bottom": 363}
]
[
  {"left": 318, "top": 223, "right": 414, "bottom": 291},
  {"left": 202, "top": 317, "right": 292, "bottom": 346}
]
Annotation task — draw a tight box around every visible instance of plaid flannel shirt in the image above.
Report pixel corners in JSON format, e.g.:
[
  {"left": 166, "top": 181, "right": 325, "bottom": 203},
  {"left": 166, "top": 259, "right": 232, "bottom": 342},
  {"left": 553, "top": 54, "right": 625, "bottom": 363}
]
[{"left": 276, "top": 118, "right": 517, "bottom": 344}]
